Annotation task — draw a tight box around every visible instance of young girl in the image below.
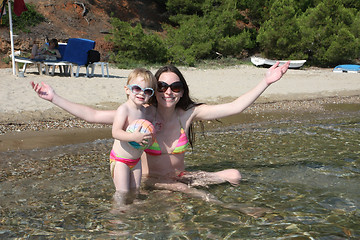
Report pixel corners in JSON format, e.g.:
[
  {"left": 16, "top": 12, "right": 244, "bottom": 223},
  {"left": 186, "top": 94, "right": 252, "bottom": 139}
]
[{"left": 110, "top": 68, "right": 156, "bottom": 204}]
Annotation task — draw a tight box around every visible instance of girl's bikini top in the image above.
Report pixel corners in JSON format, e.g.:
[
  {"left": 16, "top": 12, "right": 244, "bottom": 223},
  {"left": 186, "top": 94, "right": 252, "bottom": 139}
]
[{"left": 144, "top": 117, "right": 189, "bottom": 155}]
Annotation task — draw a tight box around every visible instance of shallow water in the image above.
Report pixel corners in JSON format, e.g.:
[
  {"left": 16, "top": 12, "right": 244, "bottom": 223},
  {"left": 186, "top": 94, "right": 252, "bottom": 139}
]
[{"left": 0, "top": 110, "right": 359, "bottom": 239}]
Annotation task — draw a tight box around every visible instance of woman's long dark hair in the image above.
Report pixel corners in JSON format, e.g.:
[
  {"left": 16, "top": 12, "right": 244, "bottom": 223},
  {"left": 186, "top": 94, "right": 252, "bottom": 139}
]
[
  {"left": 154, "top": 65, "right": 204, "bottom": 147},
  {"left": 49, "top": 39, "right": 59, "bottom": 48}
]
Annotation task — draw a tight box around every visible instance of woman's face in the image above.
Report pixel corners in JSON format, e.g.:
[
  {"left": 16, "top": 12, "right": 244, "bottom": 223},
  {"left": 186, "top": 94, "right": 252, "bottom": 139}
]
[
  {"left": 49, "top": 42, "right": 56, "bottom": 49},
  {"left": 156, "top": 72, "right": 183, "bottom": 109}
]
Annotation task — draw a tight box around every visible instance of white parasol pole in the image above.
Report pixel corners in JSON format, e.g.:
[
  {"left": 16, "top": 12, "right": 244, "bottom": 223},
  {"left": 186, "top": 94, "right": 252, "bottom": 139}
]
[{"left": 8, "top": 0, "right": 16, "bottom": 75}]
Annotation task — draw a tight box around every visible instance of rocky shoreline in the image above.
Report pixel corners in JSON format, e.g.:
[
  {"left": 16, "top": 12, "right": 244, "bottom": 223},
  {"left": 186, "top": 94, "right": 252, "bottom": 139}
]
[{"left": 1, "top": 95, "right": 359, "bottom": 135}]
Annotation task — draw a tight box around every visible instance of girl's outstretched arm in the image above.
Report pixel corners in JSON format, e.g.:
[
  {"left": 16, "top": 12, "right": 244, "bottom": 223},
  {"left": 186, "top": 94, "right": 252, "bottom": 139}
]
[{"left": 31, "top": 81, "right": 116, "bottom": 124}]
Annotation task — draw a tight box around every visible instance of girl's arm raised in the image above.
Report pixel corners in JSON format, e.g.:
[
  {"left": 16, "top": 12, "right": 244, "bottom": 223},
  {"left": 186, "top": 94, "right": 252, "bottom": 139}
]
[{"left": 31, "top": 81, "right": 116, "bottom": 124}]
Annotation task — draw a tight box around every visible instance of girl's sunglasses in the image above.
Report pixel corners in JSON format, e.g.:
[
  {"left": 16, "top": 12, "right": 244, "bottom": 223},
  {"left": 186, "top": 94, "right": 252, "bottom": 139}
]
[
  {"left": 157, "top": 81, "right": 183, "bottom": 93},
  {"left": 127, "top": 84, "right": 154, "bottom": 97}
]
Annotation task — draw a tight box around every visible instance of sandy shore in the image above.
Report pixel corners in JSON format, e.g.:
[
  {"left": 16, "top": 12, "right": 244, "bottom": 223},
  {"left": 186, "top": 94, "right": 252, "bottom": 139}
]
[{"left": 1, "top": 64, "right": 359, "bottom": 124}]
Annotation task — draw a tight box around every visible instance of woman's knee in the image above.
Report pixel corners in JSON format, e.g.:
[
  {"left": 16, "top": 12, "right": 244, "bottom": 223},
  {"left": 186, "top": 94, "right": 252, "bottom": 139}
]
[{"left": 217, "top": 169, "right": 241, "bottom": 185}]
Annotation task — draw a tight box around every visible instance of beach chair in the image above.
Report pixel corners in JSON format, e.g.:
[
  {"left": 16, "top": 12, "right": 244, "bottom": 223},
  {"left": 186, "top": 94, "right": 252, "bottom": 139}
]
[
  {"left": 42, "top": 43, "right": 72, "bottom": 76},
  {"left": 87, "top": 61, "right": 110, "bottom": 78},
  {"left": 14, "top": 42, "right": 65, "bottom": 76},
  {"left": 14, "top": 56, "right": 43, "bottom": 75},
  {"left": 15, "top": 38, "right": 96, "bottom": 77},
  {"left": 45, "top": 38, "right": 95, "bottom": 77}
]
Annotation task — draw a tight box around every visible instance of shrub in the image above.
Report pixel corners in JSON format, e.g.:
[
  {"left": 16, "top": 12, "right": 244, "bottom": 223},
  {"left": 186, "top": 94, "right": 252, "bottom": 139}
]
[
  {"left": 256, "top": 0, "right": 303, "bottom": 59},
  {"left": 217, "top": 30, "right": 254, "bottom": 56},
  {"left": 256, "top": 0, "right": 360, "bottom": 65},
  {"left": 164, "top": 15, "right": 215, "bottom": 66},
  {"left": 297, "top": 0, "right": 360, "bottom": 66},
  {"left": 2, "top": 2, "right": 45, "bottom": 33},
  {"left": 164, "top": 0, "right": 256, "bottom": 65},
  {"left": 166, "top": 0, "right": 204, "bottom": 15},
  {"left": 107, "top": 19, "right": 168, "bottom": 67}
]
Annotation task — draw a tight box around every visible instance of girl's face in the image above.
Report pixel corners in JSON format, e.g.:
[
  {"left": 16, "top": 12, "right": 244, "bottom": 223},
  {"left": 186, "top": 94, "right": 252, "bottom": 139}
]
[
  {"left": 156, "top": 72, "right": 184, "bottom": 109},
  {"left": 125, "top": 76, "right": 154, "bottom": 106}
]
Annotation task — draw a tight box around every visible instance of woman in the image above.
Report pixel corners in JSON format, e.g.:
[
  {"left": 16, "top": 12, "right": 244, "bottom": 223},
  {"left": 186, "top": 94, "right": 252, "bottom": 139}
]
[
  {"left": 31, "top": 38, "right": 61, "bottom": 61},
  {"left": 31, "top": 62, "right": 289, "bottom": 209}
]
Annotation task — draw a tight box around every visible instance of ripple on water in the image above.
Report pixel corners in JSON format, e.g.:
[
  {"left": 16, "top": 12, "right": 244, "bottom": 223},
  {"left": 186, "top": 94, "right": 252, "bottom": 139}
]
[{"left": 0, "top": 116, "right": 359, "bottom": 238}]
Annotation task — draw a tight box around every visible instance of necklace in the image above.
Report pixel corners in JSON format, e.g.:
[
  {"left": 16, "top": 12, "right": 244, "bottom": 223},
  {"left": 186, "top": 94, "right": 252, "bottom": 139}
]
[
  {"left": 154, "top": 110, "right": 163, "bottom": 132},
  {"left": 155, "top": 121, "right": 163, "bottom": 132}
]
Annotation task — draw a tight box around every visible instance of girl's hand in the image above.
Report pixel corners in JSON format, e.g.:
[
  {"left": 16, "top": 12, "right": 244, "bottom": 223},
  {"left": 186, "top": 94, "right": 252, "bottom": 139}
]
[
  {"left": 131, "top": 126, "right": 153, "bottom": 146},
  {"left": 264, "top": 61, "right": 290, "bottom": 85},
  {"left": 30, "top": 81, "right": 55, "bottom": 102}
]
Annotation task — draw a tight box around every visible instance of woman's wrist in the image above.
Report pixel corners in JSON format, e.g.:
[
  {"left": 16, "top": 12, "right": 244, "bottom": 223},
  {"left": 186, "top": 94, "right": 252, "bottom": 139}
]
[
  {"left": 50, "top": 91, "right": 57, "bottom": 103},
  {"left": 261, "top": 78, "right": 271, "bottom": 87}
]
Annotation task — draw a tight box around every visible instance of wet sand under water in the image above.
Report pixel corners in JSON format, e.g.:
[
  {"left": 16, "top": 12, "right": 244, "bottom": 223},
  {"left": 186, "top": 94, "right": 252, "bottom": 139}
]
[{"left": 0, "top": 97, "right": 359, "bottom": 238}]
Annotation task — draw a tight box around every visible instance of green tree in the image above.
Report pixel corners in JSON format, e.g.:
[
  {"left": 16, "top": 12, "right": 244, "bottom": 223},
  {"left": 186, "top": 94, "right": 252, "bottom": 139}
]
[
  {"left": 237, "top": 0, "right": 274, "bottom": 27},
  {"left": 217, "top": 30, "right": 254, "bottom": 56},
  {"left": 107, "top": 19, "right": 168, "bottom": 67},
  {"left": 164, "top": 15, "right": 215, "bottom": 65},
  {"left": 256, "top": 0, "right": 304, "bottom": 59},
  {"left": 166, "top": 0, "right": 204, "bottom": 15},
  {"left": 342, "top": 0, "right": 360, "bottom": 9},
  {"left": 297, "top": 0, "right": 360, "bottom": 66},
  {"left": 164, "top": 0, "right": 254, "bottom": 65}
]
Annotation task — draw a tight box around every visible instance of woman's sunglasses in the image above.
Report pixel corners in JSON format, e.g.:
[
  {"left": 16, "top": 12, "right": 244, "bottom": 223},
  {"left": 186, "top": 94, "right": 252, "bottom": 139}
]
[
  {"left": 157, "top": 81, "right": 183, "bottom": 93},
  {"left": 127, "top": 84, "right": 154, "bottom": 97}
]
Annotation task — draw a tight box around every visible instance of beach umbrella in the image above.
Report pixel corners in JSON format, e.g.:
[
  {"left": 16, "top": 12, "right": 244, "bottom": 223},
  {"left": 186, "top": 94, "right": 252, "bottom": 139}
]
[{"left": 0, "top": 0, "right": 27, "bottom": 75}]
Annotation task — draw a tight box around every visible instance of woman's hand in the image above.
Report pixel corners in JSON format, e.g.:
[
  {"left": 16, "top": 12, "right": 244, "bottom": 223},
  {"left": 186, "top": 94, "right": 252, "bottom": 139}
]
[
  {"left": 30, "top": 81, "right": 54, "bottom": 102},
  {"left": 264, "top": 61, "right": 290, "bottom": 85}
]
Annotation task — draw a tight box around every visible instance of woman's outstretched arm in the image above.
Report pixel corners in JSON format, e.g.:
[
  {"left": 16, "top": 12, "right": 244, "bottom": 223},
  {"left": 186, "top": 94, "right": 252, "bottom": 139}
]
[
  {"left": 193, "top": 61, "right": 290, "bottom": 121},
  {"left": 31, "top": 81, "right": 116, "bottom": 124}
]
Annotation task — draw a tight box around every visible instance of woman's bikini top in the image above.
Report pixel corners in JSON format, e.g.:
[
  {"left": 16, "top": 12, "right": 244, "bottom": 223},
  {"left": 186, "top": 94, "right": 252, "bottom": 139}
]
[{"left": 144, "top": 116, "right": 189, "bottom": 155}]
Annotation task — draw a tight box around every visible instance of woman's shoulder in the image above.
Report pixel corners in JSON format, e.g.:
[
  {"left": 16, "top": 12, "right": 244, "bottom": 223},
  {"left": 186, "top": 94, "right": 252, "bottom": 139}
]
[
  {"left": 178, "top": 105, "right": 199, "bottom": 123},
  {"left": 183, "top": 103, "right": 210, "bottom": 122},
  {"left": 182, "top": 103, "right": 206, "bottom": 114}
]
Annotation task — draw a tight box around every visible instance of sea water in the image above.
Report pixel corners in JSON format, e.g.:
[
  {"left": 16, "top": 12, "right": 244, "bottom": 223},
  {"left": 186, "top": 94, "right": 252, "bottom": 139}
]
[{"left": 0, "top": 107, "right": 359, "bottom": 239}]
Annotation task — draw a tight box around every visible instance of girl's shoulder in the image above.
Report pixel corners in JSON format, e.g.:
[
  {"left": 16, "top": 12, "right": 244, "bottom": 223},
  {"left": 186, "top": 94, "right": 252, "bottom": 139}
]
[{"left": 116, "top": 102, "right": 131, "bottom": 113}]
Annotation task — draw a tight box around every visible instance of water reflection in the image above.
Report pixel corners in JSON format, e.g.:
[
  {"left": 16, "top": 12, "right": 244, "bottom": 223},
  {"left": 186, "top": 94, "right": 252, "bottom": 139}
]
[{"left": 0, "top": 114, "right": 359, "bottom": 238}]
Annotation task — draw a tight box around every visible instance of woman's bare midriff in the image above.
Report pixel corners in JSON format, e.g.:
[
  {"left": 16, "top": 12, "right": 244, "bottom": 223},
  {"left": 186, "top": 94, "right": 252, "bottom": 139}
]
[{"left": 141, "top": 152, "right": 185, "bottom": 179}]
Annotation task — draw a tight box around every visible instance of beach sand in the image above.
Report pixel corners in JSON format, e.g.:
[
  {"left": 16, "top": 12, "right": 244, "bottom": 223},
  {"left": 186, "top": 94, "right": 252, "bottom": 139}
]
[{"left": 0, "top": 64, "right": 359, "bottom": 150}]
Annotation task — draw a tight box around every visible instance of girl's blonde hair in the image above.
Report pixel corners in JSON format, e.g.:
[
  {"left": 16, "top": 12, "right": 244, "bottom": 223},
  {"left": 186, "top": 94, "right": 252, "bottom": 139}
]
[
  {"left": 126, "top": 68, "right": 157, "bottom": 104},
  {"left": 127, "top": 68, "right": 157, "bottom": 90}
]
